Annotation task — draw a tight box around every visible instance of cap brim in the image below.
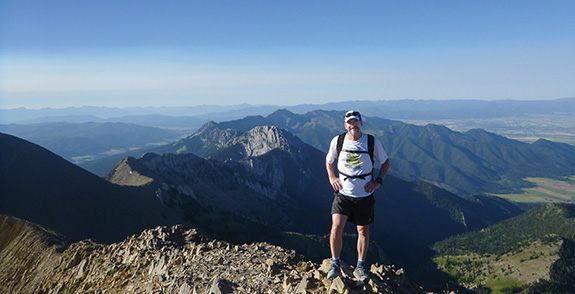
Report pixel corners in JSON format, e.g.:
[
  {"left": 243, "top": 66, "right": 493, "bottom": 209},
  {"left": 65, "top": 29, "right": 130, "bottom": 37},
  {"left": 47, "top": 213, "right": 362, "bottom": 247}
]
[{"left": 345, "top": 116, "right": 361, "bottom": 122}]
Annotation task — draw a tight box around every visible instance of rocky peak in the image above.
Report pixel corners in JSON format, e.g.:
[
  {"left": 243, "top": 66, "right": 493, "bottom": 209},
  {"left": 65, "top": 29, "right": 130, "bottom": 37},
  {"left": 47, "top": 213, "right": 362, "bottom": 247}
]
[
  {"left": 193, "top": 121, "right": 240, "bottom": 148},
  {"left": 1, "top": 216, "right": 427, "bottom": 294},
  {"left": 104, "top": 156, "right": 155, "bottom": 186},
  {"left": 205, "top": 125, "right": 325, "bottom": 201},
  {"left": 228, "top": 125, "right": 308, "bottom": 158}
]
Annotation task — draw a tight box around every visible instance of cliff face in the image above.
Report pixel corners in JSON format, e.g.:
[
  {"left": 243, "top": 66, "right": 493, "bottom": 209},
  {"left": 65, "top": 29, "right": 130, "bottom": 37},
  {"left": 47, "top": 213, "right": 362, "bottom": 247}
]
[
  {"left": 105, "top": 125, "right": 333, "bottom": 235},
  {"left": 1, "top": 215, "right": 426, "bottom": 294},
  {"left": 209, "top": 125, "right": 323, "bottom": 202},
  {"left": 224, "top": 125, "right": 309, "bottom": 159}
]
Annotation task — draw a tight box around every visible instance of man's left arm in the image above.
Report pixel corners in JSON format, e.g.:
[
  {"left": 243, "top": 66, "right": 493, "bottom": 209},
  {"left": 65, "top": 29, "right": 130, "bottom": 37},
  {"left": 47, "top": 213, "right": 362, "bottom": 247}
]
[{"left": 364, "top": 158, "right": 390, "bottom": 193}]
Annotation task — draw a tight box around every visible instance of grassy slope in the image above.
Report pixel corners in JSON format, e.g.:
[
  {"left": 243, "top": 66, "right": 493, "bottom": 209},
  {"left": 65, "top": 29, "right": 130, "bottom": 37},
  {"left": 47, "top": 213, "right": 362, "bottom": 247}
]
[
  {"left": 434, "top": 237, "right": 562, "bottom": 293},
  {"left": 432, "top": 203, "right": 575, "bottom": 293}
]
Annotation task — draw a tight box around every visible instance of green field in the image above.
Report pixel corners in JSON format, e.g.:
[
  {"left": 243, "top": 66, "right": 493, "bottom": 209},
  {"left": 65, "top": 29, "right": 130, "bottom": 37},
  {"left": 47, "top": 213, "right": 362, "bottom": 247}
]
[
  {"left": 493, "top": 176, "right": 575, "bottom": 203},
  {"left": 434, "top": 238, "right": 562, "bottom": 293}
]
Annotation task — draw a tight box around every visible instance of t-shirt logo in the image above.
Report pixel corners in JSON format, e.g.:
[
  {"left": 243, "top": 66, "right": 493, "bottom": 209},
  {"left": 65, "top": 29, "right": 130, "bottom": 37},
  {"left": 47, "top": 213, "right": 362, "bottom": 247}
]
[{"left": 345, "top": 153, "right": 361, "bottom": 169}]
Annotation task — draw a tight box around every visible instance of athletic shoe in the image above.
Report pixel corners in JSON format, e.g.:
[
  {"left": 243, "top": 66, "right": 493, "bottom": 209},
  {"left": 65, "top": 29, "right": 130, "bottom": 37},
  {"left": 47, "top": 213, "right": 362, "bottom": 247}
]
[
  {"left": 327, "top": 262, "right": 341, "bottom": 279},
  {"left": 353, "top": 264, "right": 369, "bottom": 281}
]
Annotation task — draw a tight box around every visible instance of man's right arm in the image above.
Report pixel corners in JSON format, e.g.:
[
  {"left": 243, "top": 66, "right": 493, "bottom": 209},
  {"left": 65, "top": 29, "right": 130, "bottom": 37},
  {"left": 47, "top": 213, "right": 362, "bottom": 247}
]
[{"left": 326, "top": 161, "right": 342, "bottom": 192}]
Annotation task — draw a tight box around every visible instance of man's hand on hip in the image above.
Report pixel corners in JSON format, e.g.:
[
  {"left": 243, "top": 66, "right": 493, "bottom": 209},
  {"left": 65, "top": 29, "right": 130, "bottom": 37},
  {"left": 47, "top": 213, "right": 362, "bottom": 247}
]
[
  {"left": 329, "top": 177, "right": 343, "bottom": 192},
  {"left": 364, "top": 181, "right": 381, "bottom": 194}
]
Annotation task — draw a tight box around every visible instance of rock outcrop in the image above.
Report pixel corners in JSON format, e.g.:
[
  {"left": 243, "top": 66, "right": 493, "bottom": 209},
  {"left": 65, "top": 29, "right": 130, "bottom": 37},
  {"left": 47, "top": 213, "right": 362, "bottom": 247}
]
[
  {"left": 0, "top": 215, "right": 68, "bottom": 293},
  {"left": 222, "top": 125, "right": 310, "bottom": 160},
  {"left": 104, "top": 125, "right": 333, "bottom": 236},
  {"left": 1, "top": 215, "right": 427, "bottom": 294}
]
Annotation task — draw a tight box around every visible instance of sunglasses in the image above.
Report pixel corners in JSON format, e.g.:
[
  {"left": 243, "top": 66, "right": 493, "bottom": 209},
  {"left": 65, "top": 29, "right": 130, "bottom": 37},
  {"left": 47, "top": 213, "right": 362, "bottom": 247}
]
[{"left": 345, "top": 111, "right": 361, "bottom": 118}]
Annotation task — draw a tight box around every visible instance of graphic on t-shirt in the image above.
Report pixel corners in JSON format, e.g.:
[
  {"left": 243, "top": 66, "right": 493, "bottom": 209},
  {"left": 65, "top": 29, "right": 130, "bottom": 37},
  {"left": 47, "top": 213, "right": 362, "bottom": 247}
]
[{"left": 345, "top": 153, "right": 361, "bottom": 169}]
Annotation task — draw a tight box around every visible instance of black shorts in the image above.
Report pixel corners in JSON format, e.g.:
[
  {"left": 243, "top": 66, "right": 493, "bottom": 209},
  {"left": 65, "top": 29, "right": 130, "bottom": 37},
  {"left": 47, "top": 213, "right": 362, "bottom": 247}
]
[{"left": 331, "top": 192, "right": 375, "bottom": 225}]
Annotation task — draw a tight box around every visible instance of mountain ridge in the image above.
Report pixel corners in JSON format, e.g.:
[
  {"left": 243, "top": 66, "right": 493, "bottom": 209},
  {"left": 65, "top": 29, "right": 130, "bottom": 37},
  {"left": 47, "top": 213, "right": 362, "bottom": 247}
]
[
  {"left": 0, "top": 132, "right": 183, "bottom": 243},
  {"left": 2, "top": 98, "right": 574, "bottom": 124}
]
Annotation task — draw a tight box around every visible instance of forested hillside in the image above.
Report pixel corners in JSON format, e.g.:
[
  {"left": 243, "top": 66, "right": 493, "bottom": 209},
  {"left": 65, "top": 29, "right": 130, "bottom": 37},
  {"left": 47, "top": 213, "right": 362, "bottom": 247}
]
[
  {"left": 434, "top": 203, "right": 575, "bottom": 256},
  {"left": 432, "top": 203, "right": 575, "bottom": 293}
]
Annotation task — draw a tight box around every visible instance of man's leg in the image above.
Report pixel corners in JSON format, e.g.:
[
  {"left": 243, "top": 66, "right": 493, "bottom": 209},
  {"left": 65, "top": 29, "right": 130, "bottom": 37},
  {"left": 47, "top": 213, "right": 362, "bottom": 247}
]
[
  {"left": 330, "top": 213, "right": 348, "bottom": 259},
  {"left": 356, "top": 224, "right": 369, "bottom": 261},
  {"left": 328, "top": 213, "right": 348, "bottom": 279},
  {"left": 354, "top": 224, "right": 370, "bottom": 281}
]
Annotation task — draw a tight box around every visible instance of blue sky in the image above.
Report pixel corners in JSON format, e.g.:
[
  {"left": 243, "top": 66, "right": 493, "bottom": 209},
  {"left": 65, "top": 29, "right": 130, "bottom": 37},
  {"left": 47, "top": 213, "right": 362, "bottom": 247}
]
[{"left": 1, "top": 0, "right": 574, "bottom": 109}]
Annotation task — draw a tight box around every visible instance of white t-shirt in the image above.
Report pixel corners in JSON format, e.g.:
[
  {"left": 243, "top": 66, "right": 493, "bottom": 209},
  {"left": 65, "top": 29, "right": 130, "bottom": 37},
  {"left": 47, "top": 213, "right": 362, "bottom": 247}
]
[{"left": 326, "top": 133, "right": 388, "bottom": 198}]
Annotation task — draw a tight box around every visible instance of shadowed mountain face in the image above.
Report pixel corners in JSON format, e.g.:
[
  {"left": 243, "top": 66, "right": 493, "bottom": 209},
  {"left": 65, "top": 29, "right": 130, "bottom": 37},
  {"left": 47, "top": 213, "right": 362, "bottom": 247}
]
[
  {"left": 106, "top": 125, "right": 334, "bottom": 236},
  {"left": 0, "top": 132, "right": 182, "bottom": 243}
]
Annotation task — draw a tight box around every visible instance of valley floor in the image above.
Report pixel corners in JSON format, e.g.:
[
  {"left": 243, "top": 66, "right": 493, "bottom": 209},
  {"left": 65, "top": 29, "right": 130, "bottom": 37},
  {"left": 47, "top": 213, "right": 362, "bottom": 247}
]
[
  {"left": 404, "top": 113, "right": 575, "bottom": 146},
  {"left": 493, "top": 176, "right": 575, "bottom": 203}
]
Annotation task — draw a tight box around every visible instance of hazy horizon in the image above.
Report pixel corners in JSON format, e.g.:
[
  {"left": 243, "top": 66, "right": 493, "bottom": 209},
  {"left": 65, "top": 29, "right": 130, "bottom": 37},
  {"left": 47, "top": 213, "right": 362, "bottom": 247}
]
[
  {"left": 2, "top": 97, "right": 575, "bottom": 111},
  {"left": 1, "top": 1, "right": 574, "bottom": 109}
]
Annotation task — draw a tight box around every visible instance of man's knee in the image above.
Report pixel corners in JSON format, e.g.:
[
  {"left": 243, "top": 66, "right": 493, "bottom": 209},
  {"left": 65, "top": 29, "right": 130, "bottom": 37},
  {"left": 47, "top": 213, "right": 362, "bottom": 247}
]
[
  {"left": 331, "top": 225, "right": 343, "bottom": 236},
  {"left": 356, "top": 225, "right": 369, "bottom": 237},
  {"left": 331, "top": 214, "right": 347, "bottom": 237},
  {"left": 331, "top": 222, "right": 344, "bottom": 237}
]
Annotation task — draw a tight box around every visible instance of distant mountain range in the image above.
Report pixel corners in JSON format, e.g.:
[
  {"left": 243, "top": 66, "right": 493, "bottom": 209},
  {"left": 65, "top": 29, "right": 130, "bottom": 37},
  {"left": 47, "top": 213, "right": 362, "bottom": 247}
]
[
  {"left": 5, "top": 109, "right": 574, "bottom": 199},
  {"left": 0, "top": 122, "right": 183, "bottom": 164},
  {"left": 155, "top": 109, "right": 575, "bottom": 197},
  {"left": 3, "top": 99, "right": 574, "bottom": 198},
  {"left": 2, "top": 98, "right": 574, "bottom": 125}
]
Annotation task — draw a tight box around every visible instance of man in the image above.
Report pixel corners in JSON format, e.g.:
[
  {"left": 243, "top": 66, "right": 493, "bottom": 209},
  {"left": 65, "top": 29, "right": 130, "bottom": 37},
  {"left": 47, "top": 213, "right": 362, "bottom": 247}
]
[{"left": 325, "top": 110, "right": 390, "bottom": 281}]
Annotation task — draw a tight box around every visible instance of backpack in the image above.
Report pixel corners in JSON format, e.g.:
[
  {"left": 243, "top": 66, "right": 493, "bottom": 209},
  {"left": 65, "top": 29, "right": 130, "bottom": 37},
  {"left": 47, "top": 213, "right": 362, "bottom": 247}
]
[{"left": 335, "top": 132, "right": 375, "bottom": 181}]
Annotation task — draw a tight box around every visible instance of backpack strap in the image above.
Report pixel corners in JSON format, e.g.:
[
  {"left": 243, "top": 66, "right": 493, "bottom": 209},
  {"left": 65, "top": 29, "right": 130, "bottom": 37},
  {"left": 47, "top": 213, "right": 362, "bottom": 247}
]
[
  {"left": 367, "top": 134, "right": 374, "bottom": 165},
  {"left": 336, "top": 133, "right": 374, "bottom": 164},
  {"left": 339, "top": 171, "right": 372, "bottom": 181},
  {"left": 335, "top": 132, "right": 346, "bottom": 161},
  {"left": 335, "top": 133, "right": 376, "bottom": 181}
]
